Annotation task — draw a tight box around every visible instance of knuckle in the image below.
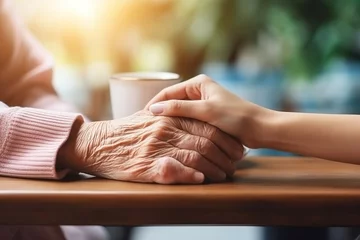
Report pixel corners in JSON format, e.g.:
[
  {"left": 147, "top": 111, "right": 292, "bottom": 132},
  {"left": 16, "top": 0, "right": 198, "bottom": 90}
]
[
  {"left": 155, "top": 119, "right": 169, "bottom": 129},
  {"left": 178, "top": 118, "right": 191, "bottom": 130},
  {"left": 158, "top": 88, "right": 167, "bottom": 96},
  {"left": 196, "top": 138, "right": 213, "bottom": 156},
  {"left": 152, "top": 128, "right": 167, "bottom": 140},
  {"left": 162, "top": 87, "right": 172, "bottom": 99},
  {"left": 146, "top": 136, "right": 159, "bottom": 146},
  {"left": 204, "top": 124, "right": 218, "bottom": 140},
  {"left": 169, "top": 100, "right": 182, "bottom": 111},
  {"left": 197, "top": 74, "right": 212, "bottom": 83},
  {"left": 157, "top": 158, "right": 176, "bottom": 184},
  {"left": 152, "top": 120, "right": 170, "bottom": 135}
]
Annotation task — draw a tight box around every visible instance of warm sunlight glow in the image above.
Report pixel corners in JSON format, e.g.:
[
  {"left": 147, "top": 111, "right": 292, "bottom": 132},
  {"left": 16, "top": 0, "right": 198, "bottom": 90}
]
[
  {"left": 56, "top": 0, "right": 98, "bottom": 22},
  {"left": 66, "top": 0, "right": 96, "bottom": 19}
]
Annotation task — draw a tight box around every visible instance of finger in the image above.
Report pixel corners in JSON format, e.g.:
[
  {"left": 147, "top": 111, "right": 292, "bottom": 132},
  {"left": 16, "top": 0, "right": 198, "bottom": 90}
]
[
  {"left": 145, "top": 74, "right": 210, "bottom": 109},
  {"left": 146, "top": 82, "right": 195, "bottom": 109},
  {"left": 173, "top": 149, "right": 226, "bottom": 182},
  {"left": 149, "top": 100, "right": 211, "bottom": 123},
  {"left": 154, "top": 157, "right": 204, "bottom": 184},
  {"left": 179, "top": 119, "right": 244, "bottom": 161},
  {"left": 166, "top": 132, "right": 236, "bottom": 176}
]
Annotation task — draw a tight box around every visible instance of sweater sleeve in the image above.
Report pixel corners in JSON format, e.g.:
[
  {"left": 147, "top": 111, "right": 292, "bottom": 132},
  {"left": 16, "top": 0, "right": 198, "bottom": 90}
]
[{"left": 0, "top": 102, "right": 83, "bottom": 179}]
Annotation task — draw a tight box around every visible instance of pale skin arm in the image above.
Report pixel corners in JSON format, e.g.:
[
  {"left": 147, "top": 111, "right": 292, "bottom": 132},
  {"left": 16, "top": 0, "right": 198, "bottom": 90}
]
[
  {"left": 146, "top": 74, "right": 360, "bottom": 165},
  {"left": 262, "top": 111, "right": 360, "bottom": 164}
]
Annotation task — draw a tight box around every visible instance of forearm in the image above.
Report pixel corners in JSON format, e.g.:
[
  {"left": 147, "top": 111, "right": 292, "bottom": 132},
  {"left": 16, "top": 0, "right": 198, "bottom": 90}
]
[
  {"left": 57, "top": 121, "right": 108, "bottom": 175},
  {"left": 261, "top": 111, "right": 360, "bottom": 164}
]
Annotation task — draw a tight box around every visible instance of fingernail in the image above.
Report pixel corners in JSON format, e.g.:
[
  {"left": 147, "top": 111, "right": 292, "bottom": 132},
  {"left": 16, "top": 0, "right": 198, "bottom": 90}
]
[
  {"left": 193, "top": 172, "right": 204, "bottom": 183},
  {"left": 150, "top": 103, "right": 165, "bottom": 114}
]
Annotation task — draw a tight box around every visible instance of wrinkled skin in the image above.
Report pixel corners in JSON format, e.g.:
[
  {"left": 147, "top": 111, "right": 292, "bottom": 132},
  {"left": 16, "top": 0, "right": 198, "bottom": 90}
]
[{"left": 70, "top": 111, "right": 244, "bottom": 184}]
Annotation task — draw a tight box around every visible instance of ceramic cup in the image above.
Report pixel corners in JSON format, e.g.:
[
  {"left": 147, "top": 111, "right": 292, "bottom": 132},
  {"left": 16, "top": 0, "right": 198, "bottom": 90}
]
[{"left": 109, "top": 72, "right": 181, "bottom": 119}]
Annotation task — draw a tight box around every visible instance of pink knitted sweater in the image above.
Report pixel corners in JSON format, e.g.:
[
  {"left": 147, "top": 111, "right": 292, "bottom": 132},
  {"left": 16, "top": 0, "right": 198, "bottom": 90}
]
[
  {"left": 0, "top": 0, "right": 80, "bottom": 179},
  {"left": 0, "top": 1, "right": 108, "bottom": 239}
]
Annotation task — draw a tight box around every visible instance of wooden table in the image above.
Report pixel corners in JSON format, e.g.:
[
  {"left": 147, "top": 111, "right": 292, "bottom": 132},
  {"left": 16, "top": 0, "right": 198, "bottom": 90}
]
[{"left": 1, "top": 157, "right": 360, "bottom": 226}]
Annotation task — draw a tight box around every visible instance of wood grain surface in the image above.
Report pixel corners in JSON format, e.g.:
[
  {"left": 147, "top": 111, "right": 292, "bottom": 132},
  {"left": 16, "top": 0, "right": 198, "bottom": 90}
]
[{"left": 1, "top": 157, "right": 360, "bottom": 226}]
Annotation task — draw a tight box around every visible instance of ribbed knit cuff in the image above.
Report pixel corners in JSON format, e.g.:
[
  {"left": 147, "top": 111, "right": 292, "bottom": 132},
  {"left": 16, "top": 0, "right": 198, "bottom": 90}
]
[{"left": 0, "top": 107, "right": 83, "bottom": 179}]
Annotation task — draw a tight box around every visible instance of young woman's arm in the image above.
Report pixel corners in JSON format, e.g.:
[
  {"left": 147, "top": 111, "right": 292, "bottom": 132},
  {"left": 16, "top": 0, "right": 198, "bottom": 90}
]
[
  {"left": 262, "top": 111, "right": 360, "bottom": 164},
  {"left": 147, "top": 74, "right": 360, "bottom": 164}
]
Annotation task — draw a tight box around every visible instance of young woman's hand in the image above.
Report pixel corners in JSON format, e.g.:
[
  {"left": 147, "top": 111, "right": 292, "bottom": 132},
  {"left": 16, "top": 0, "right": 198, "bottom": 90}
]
[{"left": 146, "top": 74, "right": 274, "bottom": 148}]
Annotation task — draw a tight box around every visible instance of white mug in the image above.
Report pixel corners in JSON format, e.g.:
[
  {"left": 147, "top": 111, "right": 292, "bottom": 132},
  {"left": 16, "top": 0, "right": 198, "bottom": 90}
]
[{"left": 109, "top": 72, "right": 181, "bottom": 119}]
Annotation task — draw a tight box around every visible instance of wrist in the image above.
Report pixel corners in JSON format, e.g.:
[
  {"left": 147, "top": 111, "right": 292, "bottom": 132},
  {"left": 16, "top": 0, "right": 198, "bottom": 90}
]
[
  {"left": 254, "top": 110, "right": 287, "bottom": 149},
  {"left": 242, "top": 105, "right": 280, "bottom": 149},
  {"left": 57, "top": 117, "right": 86, "bottom": 171},
  {"left": 58, "top": 120, "right": 112, "bottom": 174}
]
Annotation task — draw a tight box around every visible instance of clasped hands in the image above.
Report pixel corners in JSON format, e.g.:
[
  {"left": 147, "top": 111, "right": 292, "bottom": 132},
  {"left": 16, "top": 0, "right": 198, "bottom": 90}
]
[{"left": 59, "top": 110, "right": 244, "bottom": 184}]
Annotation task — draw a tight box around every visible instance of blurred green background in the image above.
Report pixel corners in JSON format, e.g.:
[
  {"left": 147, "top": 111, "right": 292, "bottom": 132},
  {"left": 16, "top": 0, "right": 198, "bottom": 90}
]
[{"left": 15, "top": 0, "right": 360, "bottom": 121}]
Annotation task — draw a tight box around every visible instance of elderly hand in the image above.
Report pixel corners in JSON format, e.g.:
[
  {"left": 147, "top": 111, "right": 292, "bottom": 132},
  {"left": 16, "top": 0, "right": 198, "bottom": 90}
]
[
  {"left": 60, "top": 111, "right": 243, "bottom": 184},
  {"left": 146, "top": 74, "right": 274, "bottom": 148}
]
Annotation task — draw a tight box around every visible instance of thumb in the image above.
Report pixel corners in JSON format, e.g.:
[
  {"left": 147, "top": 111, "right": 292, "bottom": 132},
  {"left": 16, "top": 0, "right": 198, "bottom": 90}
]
[
  {"left": 149, "top": 100, "right": 209, "bottom": 122},
  {"left": 154, "top": 157, "right": 204, "bottom": 184}
]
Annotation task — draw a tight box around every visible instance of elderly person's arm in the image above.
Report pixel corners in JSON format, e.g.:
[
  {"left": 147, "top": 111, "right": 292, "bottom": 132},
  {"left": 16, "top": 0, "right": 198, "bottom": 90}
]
[
  {"left": 0, "top": 0, "right": 243, "bottom": 183},
  {"left": 0, "top": 98, "right": 241, "bottom": 183}
]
